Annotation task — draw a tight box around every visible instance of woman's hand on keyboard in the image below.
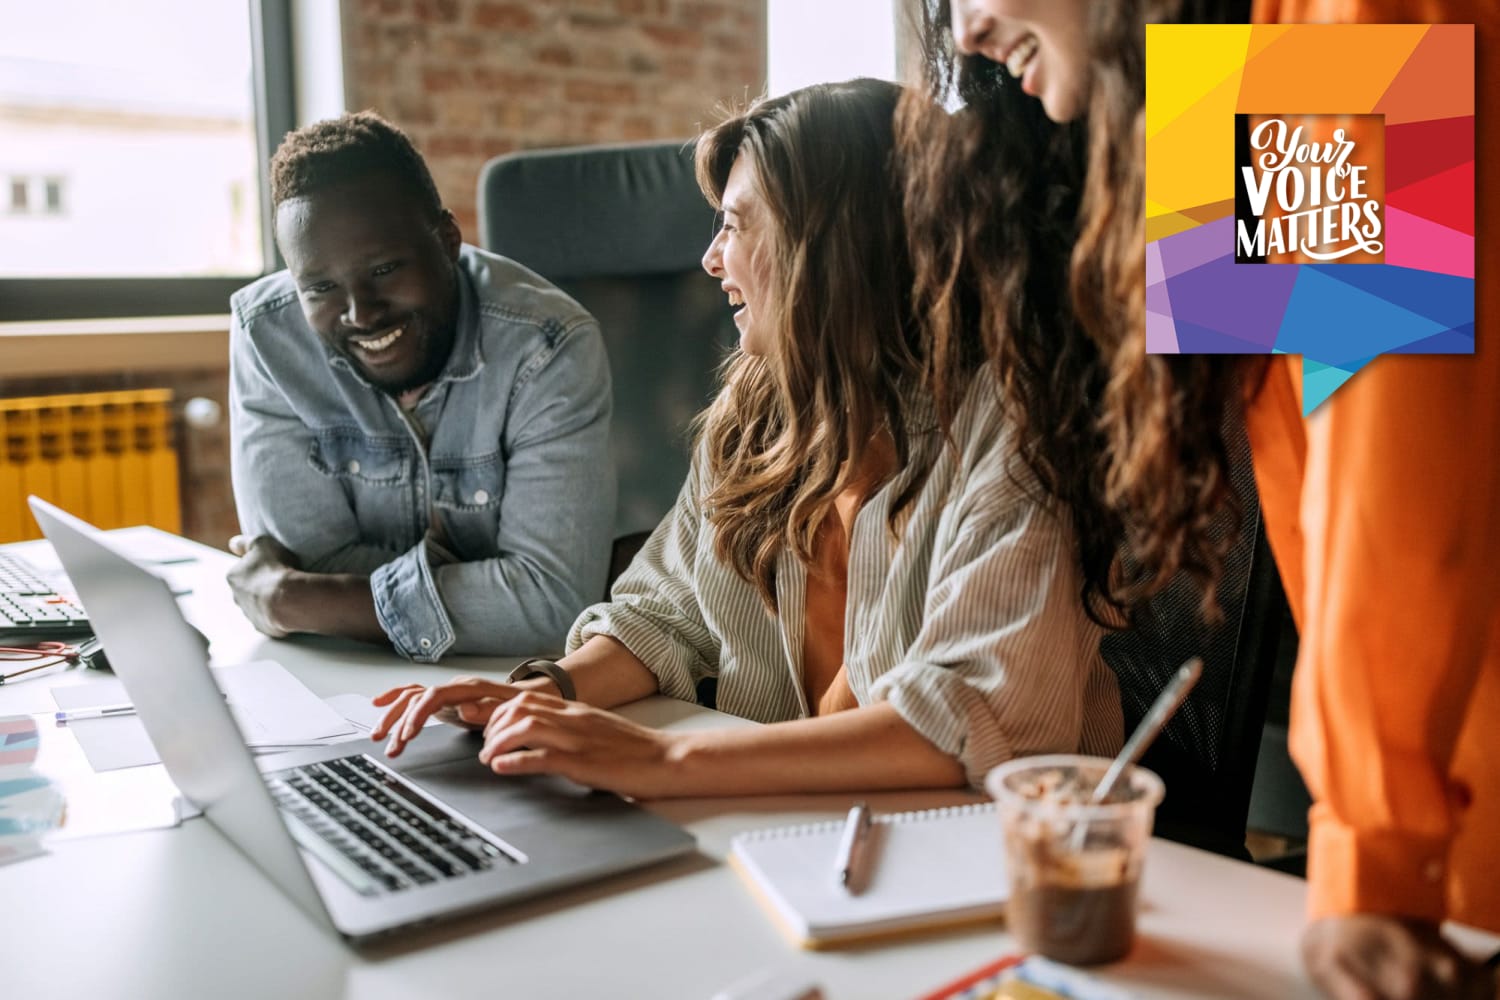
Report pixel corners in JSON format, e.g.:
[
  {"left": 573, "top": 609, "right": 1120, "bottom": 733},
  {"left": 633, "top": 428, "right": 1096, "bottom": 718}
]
[
  {"left": 474, "top": 691, "right": 682, "bottom": 798},
  {"left": 371, "top": 676, "right": 542, "bottom": 757}
]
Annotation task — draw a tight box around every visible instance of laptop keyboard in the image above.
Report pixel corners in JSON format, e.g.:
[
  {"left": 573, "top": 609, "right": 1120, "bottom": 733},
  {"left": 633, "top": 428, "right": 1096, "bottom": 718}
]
[
  {"left": 267, "top": 754, "right": 518, "bottom": 896},
  {"left": 0, "top": 552, "right": 91, "bottom": 642}
]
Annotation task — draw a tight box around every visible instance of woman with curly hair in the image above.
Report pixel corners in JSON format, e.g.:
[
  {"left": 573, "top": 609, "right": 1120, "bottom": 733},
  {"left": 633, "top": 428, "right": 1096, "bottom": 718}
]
[
  {"left": 368, "top": 77, "right": 1121, "bottom": 800},
  {"left": 910, "top": 2, "right": 1499, "bottom": 997}
]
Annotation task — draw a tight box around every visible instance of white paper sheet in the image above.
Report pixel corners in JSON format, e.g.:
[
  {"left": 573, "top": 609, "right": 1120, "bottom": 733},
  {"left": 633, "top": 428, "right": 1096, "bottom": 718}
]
[
  {"left": 52, "top": 660, "right": 360, "bottom": 772},
  {"left": 220, "top": 660, "right": 360, "bottom": 748},
  {"left": 51, "top": 681, "right": 157, "bottom": 771},
  {"left": 324, "top": 692, "right": 444, "bottom": 735}
]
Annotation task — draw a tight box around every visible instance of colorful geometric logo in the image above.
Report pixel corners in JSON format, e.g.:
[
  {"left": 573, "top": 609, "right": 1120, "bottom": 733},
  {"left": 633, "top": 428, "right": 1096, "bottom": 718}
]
[{"left": 1146, "top": 24, "right": 1474, "bottom": 412}]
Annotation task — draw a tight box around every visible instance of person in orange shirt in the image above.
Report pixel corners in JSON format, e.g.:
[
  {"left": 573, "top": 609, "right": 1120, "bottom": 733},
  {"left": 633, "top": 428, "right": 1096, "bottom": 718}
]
[
  {"left": 1246, "top": 8, "right": 1499, "bottom": 998},
  {"left": 910, "top": 2, "right": 1499, "bottom": 997}
]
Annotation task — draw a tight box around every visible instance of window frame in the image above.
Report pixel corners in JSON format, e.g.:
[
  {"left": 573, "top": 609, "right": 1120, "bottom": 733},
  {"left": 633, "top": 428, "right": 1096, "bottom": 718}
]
[{"left": 0, "top": 0, "right": 295, "bottom": 322}]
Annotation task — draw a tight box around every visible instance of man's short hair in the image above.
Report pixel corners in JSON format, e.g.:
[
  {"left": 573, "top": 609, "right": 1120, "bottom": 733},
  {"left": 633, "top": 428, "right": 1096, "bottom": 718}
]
[{"left": 270, "top": 110, "right": 444, "bottom": 218}]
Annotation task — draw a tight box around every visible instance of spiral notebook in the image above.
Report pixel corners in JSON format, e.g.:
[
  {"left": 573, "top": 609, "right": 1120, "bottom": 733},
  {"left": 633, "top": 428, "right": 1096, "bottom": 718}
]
[{"left": 728, "top": 802, "right": 1007, "bottom": 949}]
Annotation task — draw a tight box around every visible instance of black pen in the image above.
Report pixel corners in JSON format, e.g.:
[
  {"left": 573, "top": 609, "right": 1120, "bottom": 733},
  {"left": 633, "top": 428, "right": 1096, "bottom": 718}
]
[{"left": 834, "top": 801, "right": 875, "bottom": 894}]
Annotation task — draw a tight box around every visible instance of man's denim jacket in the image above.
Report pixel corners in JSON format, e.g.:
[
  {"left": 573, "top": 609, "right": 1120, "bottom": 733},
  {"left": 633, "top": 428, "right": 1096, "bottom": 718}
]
[{"left": 229, "top": 245, "right": 615, "bottom": 661}]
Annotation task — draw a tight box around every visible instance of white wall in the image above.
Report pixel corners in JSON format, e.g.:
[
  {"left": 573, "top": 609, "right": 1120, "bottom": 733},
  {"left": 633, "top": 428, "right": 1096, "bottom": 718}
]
[{"left": 767, "top": 0, "right": 899, "bottom": 96}]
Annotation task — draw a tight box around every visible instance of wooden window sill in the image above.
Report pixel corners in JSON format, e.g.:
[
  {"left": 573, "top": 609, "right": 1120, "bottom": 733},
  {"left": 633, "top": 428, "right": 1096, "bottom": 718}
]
[{"left": 0, "top": 315, "right": 231, "bottom": 378}]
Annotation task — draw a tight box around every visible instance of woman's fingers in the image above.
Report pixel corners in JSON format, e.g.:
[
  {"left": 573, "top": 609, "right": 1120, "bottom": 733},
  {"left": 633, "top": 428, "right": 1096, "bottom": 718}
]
[
  {"left": 370, "top": 686, "right": 425, "bottom": 741},
  {"left": 484, "top": 747, "right": 554, "bottom": 776},
  {"left": 375, "top": 689, "right": 672, "bottom": 796},
  {"left": 401, "top": 681, "right": 508, "bottom": 741},
  {"left": 455, "top": 701, "right": 495, "bottom": 724},
  {"left": 479, "top": 706, "right": 582, "bottom": 764},
  {"left": 375, "top": 680, "right": 516, "bottom": 755},
  {"left": 371, "top": 684, "right": 423, "bottom": 707},
  {"left": 482, "top": 690, "right": 567, "bottom": 741},
  {"left": 473, "top": 698, "right": 675, "bottom": 797},
  {"left": 372, "top": 675, "right": 488, "bottom": 713}
]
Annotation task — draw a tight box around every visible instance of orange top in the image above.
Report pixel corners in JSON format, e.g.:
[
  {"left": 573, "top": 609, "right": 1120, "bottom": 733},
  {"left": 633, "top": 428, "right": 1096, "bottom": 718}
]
[
  {"left": 1249, "top": 0, "right": 1500, "bottom": 929},
  {"left": 802, "top": 435, "right": 896, "bottom": 716},
  {"left": 801, "top": 489, "right": 860, "bottom": 716}
]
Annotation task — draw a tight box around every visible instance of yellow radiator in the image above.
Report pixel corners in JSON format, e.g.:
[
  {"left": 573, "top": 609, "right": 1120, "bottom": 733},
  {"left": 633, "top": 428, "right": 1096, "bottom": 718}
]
[{"left": 0, "top": 390, "right": 182, "bottom": 542}]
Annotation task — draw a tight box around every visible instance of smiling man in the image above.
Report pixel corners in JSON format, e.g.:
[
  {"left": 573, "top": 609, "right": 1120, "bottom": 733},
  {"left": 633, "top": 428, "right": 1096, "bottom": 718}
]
[{"left": 227, "top": 111, "right": 614, "bottom": 661}]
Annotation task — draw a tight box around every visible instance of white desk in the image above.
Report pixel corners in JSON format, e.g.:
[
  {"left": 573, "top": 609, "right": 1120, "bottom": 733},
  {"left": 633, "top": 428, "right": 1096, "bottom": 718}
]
[{"left": 0, "top": 531, "right": 1321, "bottom": 1000}]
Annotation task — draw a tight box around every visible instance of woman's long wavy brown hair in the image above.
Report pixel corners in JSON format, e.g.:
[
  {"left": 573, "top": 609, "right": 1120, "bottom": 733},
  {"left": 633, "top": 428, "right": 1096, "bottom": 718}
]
[
  {"left": 693, "top": 79, "right": 935, "bottom": 612},
  {"left": 899, "top": 3, "right": 1125, "bottom": 625},
  {"left": 1073, "top": 0, "right": 1252, "bottom": 614},
  {"left": 903, "top": 0, "right": 1250, "bottom": 619}
]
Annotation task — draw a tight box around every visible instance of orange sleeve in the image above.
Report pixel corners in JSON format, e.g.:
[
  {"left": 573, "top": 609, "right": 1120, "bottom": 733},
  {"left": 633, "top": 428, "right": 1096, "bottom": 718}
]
[
  {"left": 1251, "top": 0, "right": 1500, "bottom": 921},
  {"left": 1292, "top": 350, "right": 1500, "bottom": 921}
]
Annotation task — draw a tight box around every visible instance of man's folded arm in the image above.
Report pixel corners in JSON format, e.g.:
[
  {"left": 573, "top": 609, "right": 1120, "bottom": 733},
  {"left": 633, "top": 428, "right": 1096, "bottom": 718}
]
[
  {"left": 372, "top": 319, "right": 616, "bottom": 660},
  {"left": 230, "top": 313, "right": 398, "bottom": 575}
]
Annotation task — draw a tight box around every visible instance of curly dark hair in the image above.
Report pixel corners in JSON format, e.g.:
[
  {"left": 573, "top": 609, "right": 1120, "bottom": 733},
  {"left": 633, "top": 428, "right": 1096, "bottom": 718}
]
[
  {"left": 898, "top": 3, "right": 1126, "bottom": 626},
  {"left": 1071, "top": 0, "right": 1250, "bottom": 618},
  {"left": 902, "top": 0, "right": 1252, "bottom": 623},
  {"left": 269, "top": 110, "right": 443, "bottom": 217}
]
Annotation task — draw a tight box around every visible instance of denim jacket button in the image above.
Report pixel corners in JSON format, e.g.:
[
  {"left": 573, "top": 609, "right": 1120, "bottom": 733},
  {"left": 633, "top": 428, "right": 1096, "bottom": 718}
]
[
  {"left": 347, "top": 459, "right": 361, "bottom": 475},
  {"left": 472, "top": 489, "right": 490, "bottom": 505},
  {"left": 418, "top": 637, "right": 433, "bottom": 650}
]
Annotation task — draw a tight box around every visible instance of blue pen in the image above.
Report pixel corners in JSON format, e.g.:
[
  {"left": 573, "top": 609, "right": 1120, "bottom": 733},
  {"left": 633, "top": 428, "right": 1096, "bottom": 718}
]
[{"left": 55, "top": 702, "right": 136, "bottom": 723}]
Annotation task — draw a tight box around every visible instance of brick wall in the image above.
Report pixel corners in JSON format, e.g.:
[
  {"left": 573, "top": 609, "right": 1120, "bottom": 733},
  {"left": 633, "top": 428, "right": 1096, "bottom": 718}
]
[
  {"left": 2, "top": 2, "right": 766, "bottom": 549},
  {"left": 344, "top": 0, "right": 768, "bottom": 239}
]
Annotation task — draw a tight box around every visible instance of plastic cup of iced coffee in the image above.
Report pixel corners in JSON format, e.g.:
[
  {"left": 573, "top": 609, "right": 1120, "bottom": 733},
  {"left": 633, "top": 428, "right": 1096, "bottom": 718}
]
[{"left": 986, "top": 754, "right": 1164, "bottom": 965}]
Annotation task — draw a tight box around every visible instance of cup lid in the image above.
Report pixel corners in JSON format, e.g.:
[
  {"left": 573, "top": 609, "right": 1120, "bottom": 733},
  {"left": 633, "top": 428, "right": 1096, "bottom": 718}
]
[{"left": 985, "top": 753, "right": 1165, "bottom": 817}]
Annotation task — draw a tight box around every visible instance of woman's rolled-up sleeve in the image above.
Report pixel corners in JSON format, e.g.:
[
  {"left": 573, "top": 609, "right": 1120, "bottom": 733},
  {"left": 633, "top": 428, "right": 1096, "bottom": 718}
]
[
  {"left": 871, "top": 465, "right": 1115, "bottom": 788},
  {"left": 567, "top": 461, "right": 722, "bottom": 704}
]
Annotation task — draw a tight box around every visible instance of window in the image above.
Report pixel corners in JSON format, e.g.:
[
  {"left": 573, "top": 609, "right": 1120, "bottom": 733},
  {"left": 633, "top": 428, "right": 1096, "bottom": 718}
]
[
  {"left": 767, "top": 0, "right": 900, "bottom": 97},
  {"left": 0, "top": 0, "right": 295, "bottom": 320},
  {"left": 5, "top": 176, "right": 68, "bottom": 216},
  {"left": 43, "top": 178, "right": 65, "bottom": 216}
]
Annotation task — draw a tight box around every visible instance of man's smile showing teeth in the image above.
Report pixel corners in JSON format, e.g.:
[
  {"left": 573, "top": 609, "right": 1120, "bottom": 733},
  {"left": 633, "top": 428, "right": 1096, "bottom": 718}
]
[
  {"left": 351, "top": 326, "right": 405, "bottom": 353},
  {"left": 728, "top": 291, "right": 744, "bottom": 308},
  {"left": 1005, "top": 35, "right": 1039, "bottom": 79}
]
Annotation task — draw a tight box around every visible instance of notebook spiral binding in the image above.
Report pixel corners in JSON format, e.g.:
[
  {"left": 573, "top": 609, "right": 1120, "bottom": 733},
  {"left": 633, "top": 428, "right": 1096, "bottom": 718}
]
[{"left": 738, "top": 801, "right": 997, "bottom": 839}]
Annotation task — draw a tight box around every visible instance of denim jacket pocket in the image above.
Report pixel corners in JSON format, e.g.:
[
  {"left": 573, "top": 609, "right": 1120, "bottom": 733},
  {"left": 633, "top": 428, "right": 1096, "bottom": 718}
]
[
  {"left": 432, "top": 456, "right": 505, "bottom": 511},
  {"left": 305, "top": 432, "right": 413, "bottom": 546},
  {"left": 308, "top": 431, "right": 408, "bottom": 485},
  {"left": 432, "top": 456, "right": 505, "bottom": 556}
]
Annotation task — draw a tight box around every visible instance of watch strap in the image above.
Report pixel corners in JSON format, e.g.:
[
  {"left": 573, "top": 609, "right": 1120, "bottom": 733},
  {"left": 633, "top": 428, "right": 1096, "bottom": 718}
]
[{"left": 507, "top": 658, "right": 576, "bottom": 701}]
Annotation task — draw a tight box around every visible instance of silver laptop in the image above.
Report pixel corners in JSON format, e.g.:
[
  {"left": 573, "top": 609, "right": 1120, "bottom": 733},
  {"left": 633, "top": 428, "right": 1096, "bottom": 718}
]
[{"left": 30, "top": 497, "right": 696, "bottom": 945}]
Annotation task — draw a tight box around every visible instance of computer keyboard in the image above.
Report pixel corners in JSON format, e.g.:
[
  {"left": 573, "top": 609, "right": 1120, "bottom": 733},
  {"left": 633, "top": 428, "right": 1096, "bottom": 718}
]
[
  {"left": 0, "top": 551, "right": 91, "bottom": 643},
  {"left": 267, "top": 754, "right": 517, "bottom": 896}
]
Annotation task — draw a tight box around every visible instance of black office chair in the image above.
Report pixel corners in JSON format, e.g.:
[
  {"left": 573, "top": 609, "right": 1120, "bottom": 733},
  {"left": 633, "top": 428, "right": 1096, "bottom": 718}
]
[
  {"left": 478, "top": 141, "right": 739, "bottom": 598},
  {"left": 1101, "top": 397, "right": 1297, "bottom": 861}
]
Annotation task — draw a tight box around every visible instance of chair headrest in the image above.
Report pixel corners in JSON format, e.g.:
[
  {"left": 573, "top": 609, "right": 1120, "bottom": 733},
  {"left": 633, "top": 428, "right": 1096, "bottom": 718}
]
[{"left": 478, "top": 140, "right": 716, "bottom": 281}]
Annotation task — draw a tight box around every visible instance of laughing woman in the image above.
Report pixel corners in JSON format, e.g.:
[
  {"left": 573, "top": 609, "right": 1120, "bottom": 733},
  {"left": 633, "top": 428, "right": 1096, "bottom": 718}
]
[
  {"left": 370, "top": 77, "right": 1121, "bottom": 798},
  {"left": 908, "top": 3, "right": 1500, "bottom": 997}
]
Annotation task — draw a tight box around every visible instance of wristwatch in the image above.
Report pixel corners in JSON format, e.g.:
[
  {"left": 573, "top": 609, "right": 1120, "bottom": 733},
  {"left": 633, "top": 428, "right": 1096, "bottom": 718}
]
[{"left": 506, "top": 658, "right": 576, "bottom": 701}]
